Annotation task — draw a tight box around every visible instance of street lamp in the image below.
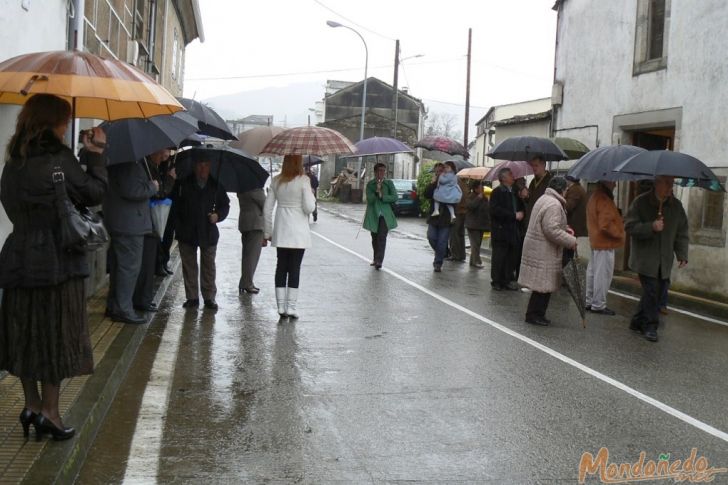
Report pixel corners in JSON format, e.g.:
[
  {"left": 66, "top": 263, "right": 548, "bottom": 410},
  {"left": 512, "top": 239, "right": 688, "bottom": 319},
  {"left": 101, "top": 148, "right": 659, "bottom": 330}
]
[
  {"left": 393, "top": 53, "right": 423, "bottom": 138},
  {"left": 327, "top": 20, "right": 368, "bottom": 142}
]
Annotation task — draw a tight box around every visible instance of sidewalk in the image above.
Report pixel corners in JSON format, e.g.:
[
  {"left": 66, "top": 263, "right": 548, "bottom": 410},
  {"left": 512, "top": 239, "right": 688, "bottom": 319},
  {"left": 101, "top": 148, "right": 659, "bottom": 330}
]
[
  {"left": 0, "top": 249, "right": 180, "bottom": 485},
  {"left": 319, "top": 201, "right": 728, "bottom": 324}
]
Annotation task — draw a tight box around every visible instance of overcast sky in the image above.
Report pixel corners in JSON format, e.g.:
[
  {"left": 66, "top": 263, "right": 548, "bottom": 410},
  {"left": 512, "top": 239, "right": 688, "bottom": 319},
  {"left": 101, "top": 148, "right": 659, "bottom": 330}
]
[{"left": 183, "top": 0, "right": 557, "bottom": 116}]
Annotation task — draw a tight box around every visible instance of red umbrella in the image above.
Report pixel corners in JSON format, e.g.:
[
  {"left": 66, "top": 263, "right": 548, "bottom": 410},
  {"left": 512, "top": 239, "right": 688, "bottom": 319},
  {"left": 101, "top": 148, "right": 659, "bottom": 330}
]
[
  {"left": 484, "top": 160, "right": 533, "bottom": 182},
  {"left": 414, "top": 135, "right": 469, "bottom": 158},
  {"left": 260, "top": 126, "right": 355, "bottom": 156}
]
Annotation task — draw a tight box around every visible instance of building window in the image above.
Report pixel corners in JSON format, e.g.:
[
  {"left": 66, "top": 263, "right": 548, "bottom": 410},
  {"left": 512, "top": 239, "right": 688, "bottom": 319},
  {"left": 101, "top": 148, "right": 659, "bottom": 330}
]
[
  {"left": 702, "top": 182, "right": 725, "bottom": 231},
  {"left": 633, "top": 0, "right": 670, "bottom": 75}
]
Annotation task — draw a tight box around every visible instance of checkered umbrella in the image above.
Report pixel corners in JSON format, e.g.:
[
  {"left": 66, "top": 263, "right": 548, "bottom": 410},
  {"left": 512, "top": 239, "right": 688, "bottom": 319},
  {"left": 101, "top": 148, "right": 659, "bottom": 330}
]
[{"left": 259, "top": 126, "right": 356, "bottom": 156}]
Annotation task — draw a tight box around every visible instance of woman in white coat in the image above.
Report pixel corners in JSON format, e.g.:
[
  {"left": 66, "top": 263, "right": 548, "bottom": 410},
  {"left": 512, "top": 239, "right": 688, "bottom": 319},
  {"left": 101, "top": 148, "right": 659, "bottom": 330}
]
[{"left": 264, "top": 154, "right": 317, "bottom": 319}]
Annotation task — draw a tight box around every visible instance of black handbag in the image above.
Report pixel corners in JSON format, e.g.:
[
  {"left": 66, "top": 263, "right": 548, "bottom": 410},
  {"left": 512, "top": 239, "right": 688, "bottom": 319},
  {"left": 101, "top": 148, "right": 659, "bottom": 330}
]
[{"left": 52, "top": 164, "right": 108, "bottom": 252}]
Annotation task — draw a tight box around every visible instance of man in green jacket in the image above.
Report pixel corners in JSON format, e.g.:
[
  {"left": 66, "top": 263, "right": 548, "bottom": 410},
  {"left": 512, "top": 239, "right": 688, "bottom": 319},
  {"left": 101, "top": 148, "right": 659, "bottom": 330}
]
[
  {"left": 363, "top": 163, "right": 398, "bottom": 269},
  {"left": 624, "top": 176, "right": 688, "bottom": 342}
]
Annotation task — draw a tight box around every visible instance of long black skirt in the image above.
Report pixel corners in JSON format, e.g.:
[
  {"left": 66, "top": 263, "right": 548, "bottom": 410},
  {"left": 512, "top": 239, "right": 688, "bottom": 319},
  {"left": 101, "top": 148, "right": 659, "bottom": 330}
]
[{"left": 0, "top": 277, "right": 93, "bottom": 383}]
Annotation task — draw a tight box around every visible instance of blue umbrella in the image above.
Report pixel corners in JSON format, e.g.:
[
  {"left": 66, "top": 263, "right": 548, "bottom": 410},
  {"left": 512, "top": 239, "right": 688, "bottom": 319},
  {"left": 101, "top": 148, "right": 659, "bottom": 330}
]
[
  {"left": 101, "top": 112, "right": 199, "bottom": 165},
  {"left": 613, "top": 150, "right": 724, "bottom": 190}
]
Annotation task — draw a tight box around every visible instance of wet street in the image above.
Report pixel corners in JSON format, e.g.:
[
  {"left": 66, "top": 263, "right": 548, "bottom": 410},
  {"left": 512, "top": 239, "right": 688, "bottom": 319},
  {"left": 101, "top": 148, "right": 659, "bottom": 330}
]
[{"left": 76, "top": 200, "right": 728, "bottom": 484}]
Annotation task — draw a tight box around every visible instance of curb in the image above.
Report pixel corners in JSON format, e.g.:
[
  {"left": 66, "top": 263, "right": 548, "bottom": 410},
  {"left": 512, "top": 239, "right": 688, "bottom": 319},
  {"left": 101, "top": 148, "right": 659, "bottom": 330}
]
[{"left": 22, "top": 251, "right": 181, "bottom": 485}]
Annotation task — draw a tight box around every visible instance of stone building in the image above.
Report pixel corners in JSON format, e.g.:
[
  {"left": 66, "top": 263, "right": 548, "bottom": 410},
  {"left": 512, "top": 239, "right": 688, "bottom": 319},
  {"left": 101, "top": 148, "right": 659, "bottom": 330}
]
[
  {"left": 551, "top": 0, "right": 728, "bottom": 301},
  {"left": 318, "top": 77, "right": 426, "bottom": 189}
]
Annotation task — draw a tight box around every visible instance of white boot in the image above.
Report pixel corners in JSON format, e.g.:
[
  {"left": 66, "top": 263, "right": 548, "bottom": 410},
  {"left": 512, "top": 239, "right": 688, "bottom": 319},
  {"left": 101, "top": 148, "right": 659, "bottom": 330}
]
[
  {"left": 275, "top": 287, "right": 287, "bottom": 317},
  {"left": 286, "top": 287, "right": 299, "bottom": 319}
]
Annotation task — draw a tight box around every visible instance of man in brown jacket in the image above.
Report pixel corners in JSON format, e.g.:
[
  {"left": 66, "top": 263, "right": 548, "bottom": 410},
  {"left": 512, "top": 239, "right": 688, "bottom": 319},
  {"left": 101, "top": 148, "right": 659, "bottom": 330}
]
[{"left": 585, "top": 181, "right": 625, "bottom": 316}]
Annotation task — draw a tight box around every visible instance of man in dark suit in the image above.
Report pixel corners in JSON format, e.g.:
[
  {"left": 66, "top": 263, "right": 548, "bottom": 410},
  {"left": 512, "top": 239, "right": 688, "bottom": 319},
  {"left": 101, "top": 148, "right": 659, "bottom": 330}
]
[
  {"left": 489, "top": 167, "right": 524, "bottom": 290},
  {"left": 104, "top": 160, "right": 159, "bottom": 324}
]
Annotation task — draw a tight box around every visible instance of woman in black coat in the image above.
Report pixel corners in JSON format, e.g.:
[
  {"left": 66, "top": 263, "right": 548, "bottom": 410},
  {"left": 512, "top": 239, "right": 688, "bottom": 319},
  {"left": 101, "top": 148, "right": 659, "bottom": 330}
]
[
  {"left": 0, "top": 94, "right": 108, "bottom": 441},
  {"left": 464, "top": 180, "right": 491, "bottom": 268}
]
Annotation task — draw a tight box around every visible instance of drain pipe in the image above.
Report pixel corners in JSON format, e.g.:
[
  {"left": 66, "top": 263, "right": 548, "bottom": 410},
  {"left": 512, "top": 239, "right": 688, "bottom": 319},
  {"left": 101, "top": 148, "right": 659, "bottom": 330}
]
[{"left": 69, "top": 0, "right": 85, "bottom": 51}]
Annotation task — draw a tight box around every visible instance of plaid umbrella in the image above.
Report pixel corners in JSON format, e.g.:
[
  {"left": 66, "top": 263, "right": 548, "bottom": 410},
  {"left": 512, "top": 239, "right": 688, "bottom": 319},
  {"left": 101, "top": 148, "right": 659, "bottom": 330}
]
[
  {"left": 260, "top": 126, "right": 355, "bottom": 156},
  {"left": 562, "top": 252, "right": 587, "bottom": 328},
  {"left": 415, "top": 135, "right": 469, "bottom": 158}
]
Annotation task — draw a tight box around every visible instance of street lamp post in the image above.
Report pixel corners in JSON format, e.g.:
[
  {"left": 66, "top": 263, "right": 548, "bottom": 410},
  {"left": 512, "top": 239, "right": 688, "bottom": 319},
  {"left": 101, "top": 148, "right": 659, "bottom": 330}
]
[
  {"left": 327, "top": 20, "right": 368, "bottom": 143},
  {"left": 393, "top": 52, "right": 424, "bottom": 139},
  {"left": 328, "top": 20, "right": 368, "bottom": 190}
]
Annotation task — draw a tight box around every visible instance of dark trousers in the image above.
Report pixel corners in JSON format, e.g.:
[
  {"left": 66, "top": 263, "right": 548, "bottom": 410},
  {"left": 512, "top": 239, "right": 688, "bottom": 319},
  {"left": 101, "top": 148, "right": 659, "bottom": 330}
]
[
  {"left": 179, "top": 243, "right": 217, "bottom": 300},
  {"left": 107, "top": 234, "right": 144, "bottom": 316},
  {"left": 449, "top": 214, "right": 466, "bottom": 261},
  {"left": 491, "top": 240, "right": 517, "bottom": 287},
  {"left": 526, "top": 291, "right": 552, "bottom": 320},
  {"left": 632, "top": 274, "right": 668, "bottom": 328},
  {"left": 427, "top": 224, "right": 451, "bottom": 266},
  {"left": 160, "top": 207, "right": 176, "bottom": 268},
  {"left": 239, "top": 230, "right": 264, "bottom": 290},
  {"left": 467, "top": 229, "right": 484, "bottom": 266},
  {"left": 133, "top": 235, "right": 158, "bottom": 307},
  {"left": 659, "top": 278, "right": 670, "bottom": 309},
  {"left": 275, "top": 248, "right": 305, "bottom": 288},
  {"left": 370, "top": 216, "right": 389, "bottom": 265}
]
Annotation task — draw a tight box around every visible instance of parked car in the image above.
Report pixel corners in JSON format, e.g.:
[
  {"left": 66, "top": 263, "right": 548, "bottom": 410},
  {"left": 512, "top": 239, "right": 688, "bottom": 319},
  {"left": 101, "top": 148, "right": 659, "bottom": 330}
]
[{"left": 391, "top": 179, "right": 419, "bottom": 216}]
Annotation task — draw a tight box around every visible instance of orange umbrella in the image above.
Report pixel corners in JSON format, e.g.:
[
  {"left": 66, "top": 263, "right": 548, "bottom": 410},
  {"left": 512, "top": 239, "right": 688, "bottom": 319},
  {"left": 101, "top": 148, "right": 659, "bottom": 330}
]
[
  {"left": 0, "top": 50, "right": 182, "bottom": 120},
  {"left": 456, "top": 166, "right": 489, "bottom": 180}
]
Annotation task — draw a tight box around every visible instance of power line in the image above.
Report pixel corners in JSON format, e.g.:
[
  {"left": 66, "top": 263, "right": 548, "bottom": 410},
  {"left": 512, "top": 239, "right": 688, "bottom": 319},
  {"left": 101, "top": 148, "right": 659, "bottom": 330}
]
[{"left": 311, "top": 0, "right": 396, "bottom": 41}]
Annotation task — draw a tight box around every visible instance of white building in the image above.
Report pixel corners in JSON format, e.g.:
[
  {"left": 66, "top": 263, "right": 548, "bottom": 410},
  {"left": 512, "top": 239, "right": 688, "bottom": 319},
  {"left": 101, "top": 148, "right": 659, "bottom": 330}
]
[
  {"left": 552, "top": 0, "right": 728, "bottom": 300},
  {"left": 473, "top": 97, "right": 552, "bottom": 167}
]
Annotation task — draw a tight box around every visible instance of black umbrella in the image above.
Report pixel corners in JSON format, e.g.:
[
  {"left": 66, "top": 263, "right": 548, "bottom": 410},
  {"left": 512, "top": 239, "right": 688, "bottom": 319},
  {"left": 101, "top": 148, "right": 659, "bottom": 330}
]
[
  {"left": 613, "top": 150, "right": 725, "bottom": 191},
  {"left": 487, "top": 136, "right": 567, "bottom": 162},
  {"left": 101, "top": 112, "right": 199, "bottom": 165},
  {"left": 567, "top": 145, "right": 648, "bottom": 182},
  {"left": 175, "top": 146, "right": 269, "bottom": 193},
  {"left": 177, "top": 97, "right": 237, "bottom": 140},
  {"left": 304, "top": 155, "right": 324, "bottom": 167},
  {"left": 562, "top": 252, "right": 587, "bottom": 328}
]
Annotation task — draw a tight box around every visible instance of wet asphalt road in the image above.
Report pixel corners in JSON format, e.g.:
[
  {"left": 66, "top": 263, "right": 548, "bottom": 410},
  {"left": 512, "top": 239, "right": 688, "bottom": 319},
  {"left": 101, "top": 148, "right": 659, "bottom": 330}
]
[{"left": 76, "top": 200, "right": 728, "bottom": 484}]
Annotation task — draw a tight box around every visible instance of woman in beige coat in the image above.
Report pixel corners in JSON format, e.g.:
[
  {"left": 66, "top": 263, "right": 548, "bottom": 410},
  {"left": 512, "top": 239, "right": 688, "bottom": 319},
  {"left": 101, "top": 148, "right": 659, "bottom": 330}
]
[{"left": 518, "top": 177, "right": 577, "bottom": 326}]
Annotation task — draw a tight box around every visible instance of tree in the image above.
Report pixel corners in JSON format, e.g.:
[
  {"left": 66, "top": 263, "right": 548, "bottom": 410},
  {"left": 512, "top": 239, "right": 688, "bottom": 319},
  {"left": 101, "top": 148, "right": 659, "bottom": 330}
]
[{"left": 424, "top": 111, "right": 462, "bottom": 140}]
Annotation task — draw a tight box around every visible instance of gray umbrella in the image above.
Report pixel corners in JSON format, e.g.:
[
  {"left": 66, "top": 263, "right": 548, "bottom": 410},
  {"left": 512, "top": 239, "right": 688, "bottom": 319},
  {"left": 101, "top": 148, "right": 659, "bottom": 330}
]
[
  {"left": 613, "top": 150, "right": 725, "bottom": 190},
  {"left": 567, "top": 145, "right": 648, "bottom": 181},
  {"left": 487, "top": 136, "right": 567, "bottom": 162}
]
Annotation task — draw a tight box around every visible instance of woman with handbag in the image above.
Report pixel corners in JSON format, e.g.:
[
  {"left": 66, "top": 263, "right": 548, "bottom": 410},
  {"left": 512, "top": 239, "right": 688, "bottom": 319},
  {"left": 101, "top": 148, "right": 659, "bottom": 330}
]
[
  {"left": 264, "top": 154, "right": 317, "bottom": 320},
  {"left": 0, "top": 94, "right": 108, "bottom": 441}
]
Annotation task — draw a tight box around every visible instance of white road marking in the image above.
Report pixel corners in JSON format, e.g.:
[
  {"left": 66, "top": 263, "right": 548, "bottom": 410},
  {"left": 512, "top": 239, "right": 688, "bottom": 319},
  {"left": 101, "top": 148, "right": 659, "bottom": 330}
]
[
  {"left": 320, "top": 207, "right": 728, "bottom": 327},
  {"left": 122, "top": 301, "right": 184, "bottom": 484},
  {"left": 312, "top": 230, "right": 728, "bottom": 444}
]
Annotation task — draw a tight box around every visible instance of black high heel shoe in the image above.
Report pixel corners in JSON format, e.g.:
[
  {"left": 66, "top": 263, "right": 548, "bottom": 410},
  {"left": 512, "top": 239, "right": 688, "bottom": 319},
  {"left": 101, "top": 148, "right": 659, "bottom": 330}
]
[
  {"left": 19, "top": 408, "right": 37, "bottom": 438},
  {"left": 33, "top": 413, "right": 75, "bottom": 441}
]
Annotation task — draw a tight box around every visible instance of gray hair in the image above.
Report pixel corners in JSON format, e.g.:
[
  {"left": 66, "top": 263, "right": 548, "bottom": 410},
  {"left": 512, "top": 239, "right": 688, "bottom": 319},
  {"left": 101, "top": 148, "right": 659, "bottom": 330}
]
[
  {"left": 497, "top": 167, "right": 513, "bottom": 182},
  {"left": 548, "top": 176, "right": 568, "bottom": 194}
]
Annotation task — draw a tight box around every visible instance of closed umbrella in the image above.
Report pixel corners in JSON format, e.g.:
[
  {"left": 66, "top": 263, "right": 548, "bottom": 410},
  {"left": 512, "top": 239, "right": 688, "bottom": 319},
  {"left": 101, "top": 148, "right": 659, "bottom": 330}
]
[
  {"left": 488, "top": 136, "right": 567, "bottom": 162},
  {"left": 260, "top": 126, "right": 356, "bottom": 156},
  {"left": 177, "top": 97, "right": 236, "bottom": 140},
  {"left": 484, "top": 160, "right": 533, "bottom": 182},
  {"left": 563, "top": 253, "right": 587, "bottom": 328},
  {"left": 567, "top": 145, "right": 647, "bottom": 181},
  {"left": 101, "top": 112, "right": 199, "bottom": 164},
  {"left": 0, "top": 50, "right": 182, "bottom": 119},
  {"left": 230, "top": 126, "right": 286, "bottom": 156}
]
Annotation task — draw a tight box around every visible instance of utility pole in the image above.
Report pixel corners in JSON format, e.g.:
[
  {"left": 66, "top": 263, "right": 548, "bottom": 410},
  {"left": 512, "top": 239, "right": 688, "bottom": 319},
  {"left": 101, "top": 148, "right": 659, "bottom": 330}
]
[
  {"left": 464, "top": 28, "right": 472, "bottom": 153},
  {"left": 392, "top": 39, "right": 400, "bottom": 139}
]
